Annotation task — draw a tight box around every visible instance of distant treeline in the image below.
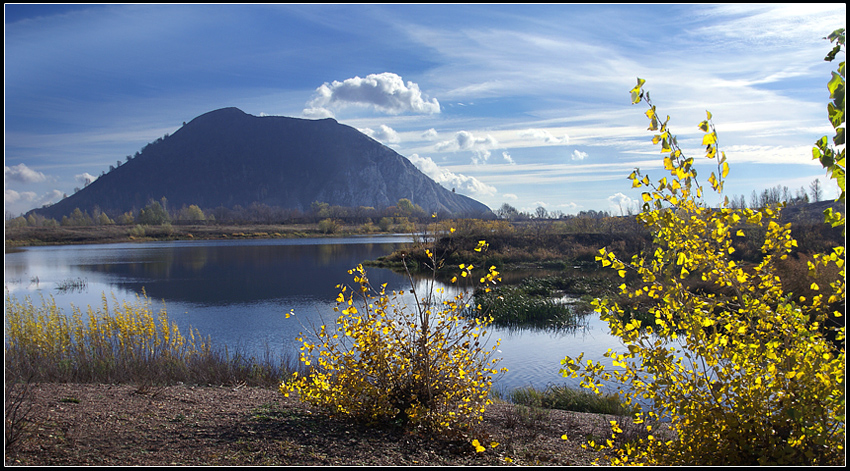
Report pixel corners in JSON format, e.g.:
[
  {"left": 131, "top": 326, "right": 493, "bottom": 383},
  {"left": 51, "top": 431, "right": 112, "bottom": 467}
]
[{"left": 8, "top": 197, "right": 447, "bottom": 229}]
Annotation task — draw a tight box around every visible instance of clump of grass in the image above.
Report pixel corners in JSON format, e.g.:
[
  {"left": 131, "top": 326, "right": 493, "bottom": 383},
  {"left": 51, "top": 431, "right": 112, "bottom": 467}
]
[
  {"left": 55, "top": 277, "right": 88, "bottom": 293},
  {"left": 470, "top": 277, "right": 592, "bottom": 329},
  {"left": 505, "top": 384, "right": 635, "bottom": 416},
  {"left": 4, "top": 291, "right": 298, "bottom": 387}
]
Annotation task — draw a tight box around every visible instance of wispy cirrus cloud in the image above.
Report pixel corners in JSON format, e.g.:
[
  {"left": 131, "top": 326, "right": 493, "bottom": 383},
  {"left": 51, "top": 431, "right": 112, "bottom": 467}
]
[
  {"left": 519, "top": 129, "right": 569, "bottom": 145},
  {"left": 360, "top": 124, "right": 401, "bottom": 144}
]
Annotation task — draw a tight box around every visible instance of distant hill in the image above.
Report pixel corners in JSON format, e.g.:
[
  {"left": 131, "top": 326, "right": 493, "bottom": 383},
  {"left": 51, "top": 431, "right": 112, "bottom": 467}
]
[{"left": 31, "top": 108, "right": 492, "bottom": 220}]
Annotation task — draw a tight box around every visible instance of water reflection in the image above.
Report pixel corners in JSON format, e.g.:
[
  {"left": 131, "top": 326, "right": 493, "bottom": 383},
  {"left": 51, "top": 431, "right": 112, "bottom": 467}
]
[
  {"left": 4, "top": 237, "right": 626, "bottom": 394},
  {"left": 64, "top": 239, "right": 409, "bottom": 305}
]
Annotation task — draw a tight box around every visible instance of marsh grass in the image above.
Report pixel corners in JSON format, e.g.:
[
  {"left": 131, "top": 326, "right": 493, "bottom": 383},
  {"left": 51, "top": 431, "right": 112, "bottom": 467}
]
[
  {"left": 499, "top": 384, "right": 636, "bottom": 417},
  {"left": 55, "top": 277, "right": 88, "bottom": 294},
  {"left": 4, "top": 291, "right": 299, "bottom": 388},
  {"left": 470, "top": 277, "right": 597, "bottom": 330}
]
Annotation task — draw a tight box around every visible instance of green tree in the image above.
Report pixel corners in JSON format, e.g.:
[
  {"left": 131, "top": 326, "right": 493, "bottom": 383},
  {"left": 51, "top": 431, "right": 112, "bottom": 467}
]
[
  {"left": 116, "top": 211, "right": 135, "bottom": 225},
  {"left": 560, "top": 32, "right": 845, "bottom": 466},
  {"left": 137, "top": 200, "right": 170, "bottom": 225},
  {"left": 395, "top": 198, "right": 425, "bottom": 218},
  {"left": 61, "top": 208, "right": 93, "bottom": 226},
  {"left": 310, "top": 201, "right": 331, "bottom": 218},
  {"left": 176, "top": 204, "right": 206, "bottom": 222},
  {"left": 97, "top": 212, "right": 114, "bottom": 225}
]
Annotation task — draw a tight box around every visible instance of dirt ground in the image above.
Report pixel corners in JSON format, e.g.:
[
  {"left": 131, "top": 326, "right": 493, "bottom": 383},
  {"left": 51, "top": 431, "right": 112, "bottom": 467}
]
[{"left": 4, "top": 382, "right": 629, "bottom": 466}]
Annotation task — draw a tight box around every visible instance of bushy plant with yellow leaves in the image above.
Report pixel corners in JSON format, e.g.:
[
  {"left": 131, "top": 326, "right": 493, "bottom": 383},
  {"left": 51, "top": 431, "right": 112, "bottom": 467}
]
[
  {"left": 560, "top": 31, "right": 845, "bottom": 466},
  {"left": 281, "top": 220, "right": 506, "bottom": 436}
]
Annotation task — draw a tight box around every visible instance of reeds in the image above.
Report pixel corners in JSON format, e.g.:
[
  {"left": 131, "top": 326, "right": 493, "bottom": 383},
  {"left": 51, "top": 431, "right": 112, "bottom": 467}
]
[
  {"left": 501, "top": 384, "right": 636, "bottom": 416},
  {"left": 4, "top": 291, "right": 297, "bottom": 387},
  {"left": 471, "top": 277, "right": 594, "bottom": 330}
]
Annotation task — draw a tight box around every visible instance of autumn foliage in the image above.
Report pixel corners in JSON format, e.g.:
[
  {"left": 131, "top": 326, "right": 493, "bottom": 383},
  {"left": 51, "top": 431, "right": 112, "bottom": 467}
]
[
  {"left": 561, "top": 30, "right": 845, "bottom": 465},
  {"left": 281, "top": 223, "right": 506, "bottom": 435}
]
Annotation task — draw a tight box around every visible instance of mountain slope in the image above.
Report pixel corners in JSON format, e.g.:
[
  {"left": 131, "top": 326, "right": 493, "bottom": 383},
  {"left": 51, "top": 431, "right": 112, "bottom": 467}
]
[{"left": 33, "top": 108, "right": 492, "bottom": 219}]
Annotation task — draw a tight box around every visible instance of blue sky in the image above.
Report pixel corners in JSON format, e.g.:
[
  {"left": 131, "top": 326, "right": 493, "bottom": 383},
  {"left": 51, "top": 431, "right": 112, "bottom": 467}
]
[{"left": 4, "top": 4, "right": 846, "bottom": 217}]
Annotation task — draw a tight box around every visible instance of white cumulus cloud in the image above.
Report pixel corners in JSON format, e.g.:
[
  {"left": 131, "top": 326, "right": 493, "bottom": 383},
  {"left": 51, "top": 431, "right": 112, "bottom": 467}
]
[
  {"left": 435, "top": 131, "right": 500, "bottom": 164},
  {"left": 303, "top": 72, "right": 440, "bottom": 118},
  {"left": 360, "top": 124, "right": 401, "bottom": 144},
  {"left": 75, "top": 172, "right": 99, "bottom": 186},
  {"left": 571, "top": 149, "right": 588, "bottom": 161},
  {"left": 5, "top": 163, "right": 47, "bottom": 183},
  {"left": 607, "top": 192, "right": 635, "bottom": 215},
  {"left": 5, "top": 189, "right": 36, "bottom": 204},
  {"left": 408, "top": 154, "right": 497, "bottom": 197},
  {"left": 421, "top": 128, "right": 439, "bottom": 140}
]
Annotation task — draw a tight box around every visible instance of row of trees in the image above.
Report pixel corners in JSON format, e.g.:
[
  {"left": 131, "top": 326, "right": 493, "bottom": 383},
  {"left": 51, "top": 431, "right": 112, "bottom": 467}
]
[
  {"left": 496, "top": 202, "right": 613, "bottom": 221},
  {"left": 5, "top": 198, "right": 205, "bottom": 229},
  {"left": 5, "top": 197, "right": 433, "bottom": 229},
  {"left": 494, "top": 178, "right": 828, "bottom": 223},
  {"left": 727, "top": 179, "right": 827, "bottom": 209}
]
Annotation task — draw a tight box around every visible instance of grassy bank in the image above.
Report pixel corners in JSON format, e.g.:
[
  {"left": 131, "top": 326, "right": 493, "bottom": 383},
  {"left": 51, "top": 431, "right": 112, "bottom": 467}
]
[
  {"left": 3, "top": 291, "right": 627, "bottom": 416},
  {"left": 4, "top": 223, "right": 411, "bottom": 250},
  {"left": 3, "top": 291, "right": 642, "bottom": 466}
]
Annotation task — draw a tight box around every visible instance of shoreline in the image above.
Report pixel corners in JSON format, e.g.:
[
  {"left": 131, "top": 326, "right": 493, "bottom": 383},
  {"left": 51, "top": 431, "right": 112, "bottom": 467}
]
[{"left": 4, "top": 223, "right": 410, "bottom": 251}]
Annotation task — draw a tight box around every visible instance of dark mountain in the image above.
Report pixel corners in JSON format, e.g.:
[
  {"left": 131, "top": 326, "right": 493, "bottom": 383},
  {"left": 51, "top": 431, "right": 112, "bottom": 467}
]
[{"left": 32, "top": 108, "right": 492, "bottom": 220}]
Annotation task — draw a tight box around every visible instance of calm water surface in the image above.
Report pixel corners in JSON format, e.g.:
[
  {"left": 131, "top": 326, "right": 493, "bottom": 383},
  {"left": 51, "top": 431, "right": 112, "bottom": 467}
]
[{"left": 4, "top": 236, "right": 626, "bottom": 393}]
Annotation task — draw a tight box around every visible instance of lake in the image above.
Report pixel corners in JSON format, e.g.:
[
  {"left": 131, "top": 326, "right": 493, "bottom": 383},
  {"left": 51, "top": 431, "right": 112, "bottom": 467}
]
[{"left": 4, "top": 236, "right": 626, "bottom": 394}]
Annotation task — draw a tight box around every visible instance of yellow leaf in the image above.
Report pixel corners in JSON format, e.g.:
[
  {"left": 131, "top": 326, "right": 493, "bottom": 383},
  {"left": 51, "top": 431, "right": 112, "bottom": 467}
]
[{"left": 472, "top": 439, "right": 485, "bottom": 453}]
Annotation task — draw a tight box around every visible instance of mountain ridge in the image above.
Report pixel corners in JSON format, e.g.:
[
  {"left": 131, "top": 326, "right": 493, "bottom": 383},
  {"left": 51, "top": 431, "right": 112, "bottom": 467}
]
[{"left": 30, "top": 108, "right": 492, "bottom": 220}]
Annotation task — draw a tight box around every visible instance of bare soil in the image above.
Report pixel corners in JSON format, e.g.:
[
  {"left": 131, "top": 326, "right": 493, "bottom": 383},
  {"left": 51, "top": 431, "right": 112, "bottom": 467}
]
[{"left": 5, "top": 382, "right": 624, "bottom": 466}]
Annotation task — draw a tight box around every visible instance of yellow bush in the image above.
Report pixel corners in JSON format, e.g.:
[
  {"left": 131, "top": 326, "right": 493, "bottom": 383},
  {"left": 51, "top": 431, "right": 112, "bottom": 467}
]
[
  {"left": 281, "top": 224, "right": 506, "bottom": 435},
  {"left": 560, "top": 31, "right": 845, "bottom": 466}
]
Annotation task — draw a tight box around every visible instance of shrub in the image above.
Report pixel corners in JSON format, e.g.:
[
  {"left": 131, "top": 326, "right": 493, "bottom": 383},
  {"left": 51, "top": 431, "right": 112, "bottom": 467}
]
[
  {"left": 317, "top": 218, "right": 340, "bottom": 234},
  {"left": 560, "top": 31, "right": 845, "bottom": 466},
  {"left": 281, "top": 223, "right": 506, "bottom": 436},
  {"left": 128, "top": 224, "right": 146, "bottom": 238}
]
